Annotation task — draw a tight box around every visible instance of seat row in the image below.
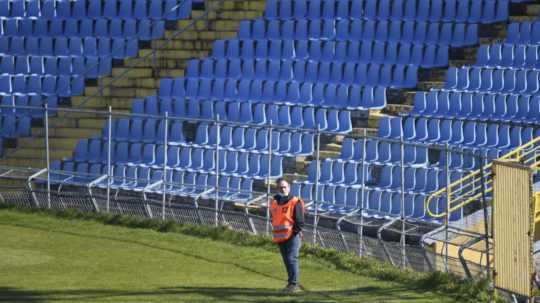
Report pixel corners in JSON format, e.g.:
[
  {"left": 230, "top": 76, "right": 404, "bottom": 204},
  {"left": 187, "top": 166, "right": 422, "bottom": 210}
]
[
  {"left": 339, "top": 138, "right": 429, "bottom": 165},
  {"left": 0, "top": 74, "right": 84, "bottom": 96},
  {"left": 292, "top": 182, "right": 459, "bottom": 220},
  {"left": 0, "top": 17, "right": 165, "bottom": 40},
  {"left": 72, "top": 138, "right": 171, "bottom": 165},
  {"left": 116, "top": 167, "right": 253, "bottom": 202},
  {"left": 0, "top": 36, "right": 138, "bottom": 58},
  {"left": 158, "top": 78, "right": 387, "bottom": 110},
  {"left": 52, "top": 161, "right": 253, "bottom": 202},
  {"left": 1, "top": 94, "right": 58, "bottom": 117},
  {"left": 0, "top": 55, "right": 111, "bottom": 78},
  {"left": 301, "top": 165, "right": 464, "bottom": 198},
  {"left": 304, "top": 159, "right": 462, "bottom": 193},
  {"left": 211, "top": 38, "right": 449, "bottom": 68},
  {"left": 72, "top": 139, "right": 284, "bottom": 179},
  {"left": 102, "top": 118, "right": 185, "bottom": 144},
  {"left": 340, "top": 136, "right": 485, "bottom": 170},
  {"left": 185, "top": 58, "right": 418, "bottom": 88},
  {"left": 133, "top": 97, "right": 352, "bottom": 133},
  {"left": 265, "top": 0, "right": 508, "bottom": 24},
  {"left": 380, "top": 116, "right": 539, "bottom": 151},
  {"left": 476, "top": 43, "right": 540, "bottom": 69},
  {"left": 412, "top": 90, "right": 540, "bottom": 125},
  {"left": 445, "top": 66, "right": 540, "bottom": 94},
  {"left": 194, "top": 123, "right": 315, "bottom": 156},
  {"left": 0, "top": 114, "right": 31, "bottom": 138},
  {"left": 305, "top": 159, "right": 369, "bottom": 185},
  {"left": 0, "top": 0, "right": 192, "bottom": 20},
  {"left": 506, "top": 21, "right": 540, "bottom": 44},
  {"left": 238, "top": 19, "right": 478, "bottom": 47},
  {"left": 156, "top": 171, "right": 254, "bottom": 202}
]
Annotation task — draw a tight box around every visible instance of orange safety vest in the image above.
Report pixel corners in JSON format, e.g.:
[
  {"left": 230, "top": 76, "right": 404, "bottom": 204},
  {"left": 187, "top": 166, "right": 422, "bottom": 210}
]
[{"left": 270, "top": 196, "right": 304, "bottom": 243}]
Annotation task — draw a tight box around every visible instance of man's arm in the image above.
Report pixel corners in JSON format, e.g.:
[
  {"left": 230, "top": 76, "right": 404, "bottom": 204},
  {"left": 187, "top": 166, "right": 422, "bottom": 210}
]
[{"left": 293, "top": 200, "right": 304, "bottom": 234}]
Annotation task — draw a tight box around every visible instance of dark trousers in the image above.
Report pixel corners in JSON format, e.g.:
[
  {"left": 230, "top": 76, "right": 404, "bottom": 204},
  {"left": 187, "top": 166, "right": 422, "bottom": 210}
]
[{"left": 278, "top": 233, "right": 301, "bottom": 285}]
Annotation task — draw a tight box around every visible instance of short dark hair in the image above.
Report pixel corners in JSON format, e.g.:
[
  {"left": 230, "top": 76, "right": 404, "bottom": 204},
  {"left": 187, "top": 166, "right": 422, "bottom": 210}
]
[{"left": 275, "top": 177, "right": 289, "bottom": 186}]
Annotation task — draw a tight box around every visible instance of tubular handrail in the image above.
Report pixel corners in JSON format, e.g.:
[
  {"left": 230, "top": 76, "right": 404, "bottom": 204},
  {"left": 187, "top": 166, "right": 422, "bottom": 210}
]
[
  {"left": 0, "top": 103, "right": 512, "bottom": 153},
  {"left": 425, "top": 136, "right": 540, "bottom": 219}
]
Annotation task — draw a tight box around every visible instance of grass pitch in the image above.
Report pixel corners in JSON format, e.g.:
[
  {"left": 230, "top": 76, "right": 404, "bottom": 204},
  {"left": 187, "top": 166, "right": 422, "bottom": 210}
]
[{"left": 0, "top": 209, "right": 451, "bottom": 302}]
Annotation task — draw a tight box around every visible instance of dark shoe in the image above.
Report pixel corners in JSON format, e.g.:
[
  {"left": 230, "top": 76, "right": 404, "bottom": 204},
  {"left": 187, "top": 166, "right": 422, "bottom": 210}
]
[{"left": 283, "top": 284, "right": 301, "bottom": 294}]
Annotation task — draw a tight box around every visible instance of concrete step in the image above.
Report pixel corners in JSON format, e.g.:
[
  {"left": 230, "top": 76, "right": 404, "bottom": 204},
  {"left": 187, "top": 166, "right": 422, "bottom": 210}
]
[
  {"left": 150, "top": 39, "right": 212, "bottom": 50},
  {"left": 56, "top": 110, "right": 123, "bottom": 119},
  {"left": 47, "top": 117, "right": 104, "bottom": 129},
  {"left": 16, "top": 137, "right": 81, "bottom": 149},
  {"left": 417, "top": 81, "right": 444, "bottom": 91},
  {"left": 325, "top": 143, "right": 342, "bottom": 153},
  {"left": 164, "top": 30, "right": 237, "bottom": 41},
  {"left": 110, "top": 68, "right": 154, "bottom": 78},
  {"left": 449, "top": 60, "right": 474, "bottom": 67},
  {"left": 217, "top": 10, "right": 262, "bottom": 20},
  {"left": 318, "top": 150, "right": 340, "bottom": 159},
  {"left": 32, "top": 127, "right": 101, "bottom": 139},
  {"left": 525, "top": 4, "right": 540, "bottom": 16},
  {"left": 124, "top": 57, "right": 194, "bottom": 69},
  {"left": 0, "top": 158, "right": 46, "bottom": 168},
  {"left": 84, "top": 87, "right": 156, "bottom": 98},
  {"left": 385, "top": 104, "right": 412, "bottom": 116},
  {"left": 95, "top": 77, "right": 160, "bottom": 89},
  {"left": 71, "top": 96, "right": 135, "bottom": 110},
  {"left": 219, "top": 0, "right": 266, "bottom": 11},
  {"left": 403, "top": 91, "right": 417, "bottom": 104},
  {"left": 154, "top": 69, "right": 185, "bottom": 78},
  {"left": 418, "top": 68, "right": 448, "bottom": 82},
  {"left": 367, "top": 110, "right": 387, "bottom": 130},
  {"left": 292, "top": 157, "right": 309, "bottom": 172},
  {"left": 3, "top": 147, "right": 73, "bottom": 160},
  {"left": 350, "top": 127, "right": 378, "bottom": 137},
  {"left": 142, "top": 48, "right": 213, "bottom": 60}
]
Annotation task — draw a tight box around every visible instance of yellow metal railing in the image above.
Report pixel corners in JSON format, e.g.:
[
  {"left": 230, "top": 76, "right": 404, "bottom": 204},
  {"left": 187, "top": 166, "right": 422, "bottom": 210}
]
[
  {"left": 426, "top": 136, "right": 540, "bottom": 219},
  {"left": 535, "top": 191, "right": 540, "bottom": 224}
]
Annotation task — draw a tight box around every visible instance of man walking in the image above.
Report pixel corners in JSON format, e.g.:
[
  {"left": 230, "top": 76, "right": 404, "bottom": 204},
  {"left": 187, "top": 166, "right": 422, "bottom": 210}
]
[{"left": 270, "top": 177, "right": 305, "bottom": 294}]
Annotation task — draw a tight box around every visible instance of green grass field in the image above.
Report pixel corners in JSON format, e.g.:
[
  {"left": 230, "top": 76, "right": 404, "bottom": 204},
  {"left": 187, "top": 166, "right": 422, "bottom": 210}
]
[{"left": 0, "top": 209, "right": 453, "bottom": 302}]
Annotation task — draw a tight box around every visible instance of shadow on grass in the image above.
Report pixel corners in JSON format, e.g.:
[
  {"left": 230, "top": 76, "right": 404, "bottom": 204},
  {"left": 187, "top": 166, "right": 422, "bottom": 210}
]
[
  {"left": 0, "top": 285, "right": 431, "bottom": 303},
  {"left": 0, "top": 288, "right": 45, "bottom": 302}
]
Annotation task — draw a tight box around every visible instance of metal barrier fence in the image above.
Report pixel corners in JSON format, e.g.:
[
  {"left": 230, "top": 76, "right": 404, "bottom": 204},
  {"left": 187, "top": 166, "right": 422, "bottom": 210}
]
[
  {"left": 0, "top": 185, "right": 442, "bottom": 273},
  {"left": 0, "top": 103, "right": 495, "bottom": 279}
]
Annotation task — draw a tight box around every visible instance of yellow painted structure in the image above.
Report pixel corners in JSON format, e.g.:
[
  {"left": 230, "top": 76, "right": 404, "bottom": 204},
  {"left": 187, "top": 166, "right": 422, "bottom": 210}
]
[{"left": 492, "top": 161, "right": 534, "bottom": 298}]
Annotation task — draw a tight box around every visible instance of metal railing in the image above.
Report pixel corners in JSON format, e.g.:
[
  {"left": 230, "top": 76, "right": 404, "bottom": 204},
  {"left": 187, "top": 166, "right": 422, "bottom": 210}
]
[
  {"left": 0, "top": 103, "right": 498, "bottom": 277},
  {"left": 425, "top": 136, "right": 540, "bottom": 220}
]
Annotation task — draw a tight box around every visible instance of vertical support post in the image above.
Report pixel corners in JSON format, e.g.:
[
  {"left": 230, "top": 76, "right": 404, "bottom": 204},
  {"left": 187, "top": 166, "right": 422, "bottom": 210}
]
[
  {"left": 151, "top": 22, "right": 158, "bottom": 79},
  {"left": 44, "top": 102, "right": 51, "bottom": 209},
  {"left": 204, "top": 0, "right": 210, "bottom": 28},
  {"left": 215, "top": 115, "right": 221, "bottom": 227},
  {"left": 313, "top": 127, "right": 321, "bottom": 244},
  {"left": 162, "top": 112, "right": 169, "bottom": 221},
  {"left": 400, "top": 136, "right": 406, "bottom": 269},
  {"left": 359, "top": 129, "right": 367, "bottom": 256},
  {"left": 479, "top": 153, "right": 491, "bottom": 278},
  {"left": 265, "top": 122, "right": 273, "bottom": 235},
  {"left": 444, "top": 144, "right": 451, "bottom": 272},
  {"left": 106, "top": 106, "right": 112, "bottom": 213}
]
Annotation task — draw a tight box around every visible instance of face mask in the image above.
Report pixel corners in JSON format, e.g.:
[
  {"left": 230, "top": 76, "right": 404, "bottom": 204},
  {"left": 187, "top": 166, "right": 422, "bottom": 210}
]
[{"left": 276, "top": 193, "right": 289, "bottom": 200}]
